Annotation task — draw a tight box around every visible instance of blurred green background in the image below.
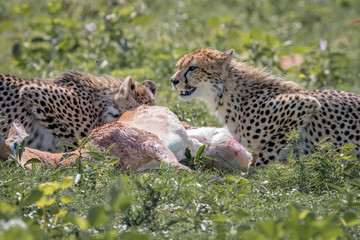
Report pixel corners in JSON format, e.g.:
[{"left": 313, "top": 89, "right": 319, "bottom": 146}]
[
  {"left": 1, "top": 2, "right": 360, "bottom": 239},
  {"left": 1, "top": 0, "right": 359, "bottom": 126}
]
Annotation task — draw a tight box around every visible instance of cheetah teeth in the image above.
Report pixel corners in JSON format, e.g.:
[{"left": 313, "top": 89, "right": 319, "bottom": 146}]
[{"left": 179, "top": 87, "right": 196, "bottom": 96}]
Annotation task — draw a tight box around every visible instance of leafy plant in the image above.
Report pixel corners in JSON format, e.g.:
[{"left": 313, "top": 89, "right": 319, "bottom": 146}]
[
  {"left": 57, "top": 136, "right": 93, "bottom": 183},
  {"left": 5, "top": 139, "right": 42, "bottom": 169},
  {"left": 57, "top": 136, "right": 121, "bottom": 188},
  {"left": 179, "top": 145, "right": 213, "bottom": 170},
  {"left": 285, "top": 130, "right": 360, "bottom": 193}
]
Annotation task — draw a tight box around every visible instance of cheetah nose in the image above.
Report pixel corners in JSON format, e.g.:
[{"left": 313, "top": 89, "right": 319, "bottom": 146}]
[{"left": 170, "top": 78, "right": 179, "bottom": 85}]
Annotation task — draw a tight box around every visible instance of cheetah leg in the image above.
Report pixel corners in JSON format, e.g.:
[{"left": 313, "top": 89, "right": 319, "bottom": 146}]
[
  {"left": 249, "top": 151, "right": 259, "bottom": 167},
  {"left": 249, "top": 133, "right": 290, "bottom": 167}
]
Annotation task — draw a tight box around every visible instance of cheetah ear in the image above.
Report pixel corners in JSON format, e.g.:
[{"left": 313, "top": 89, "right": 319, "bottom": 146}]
[
  {"left": 143, "top": 80, "right": 156, "bottom": 96},
  {"left": 119, "top": 76, "right": 134, "bottom": 95},
  {"left": 220, "top": 49, "right": 234, "bottom": 64}
]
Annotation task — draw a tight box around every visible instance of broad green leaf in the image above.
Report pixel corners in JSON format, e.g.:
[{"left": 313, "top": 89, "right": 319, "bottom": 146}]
[
  {"left": 50, "top": 206, "right": 60, "bottom": 215},
  {"left": 195, "top": 145, "right": 206, "bottom": 159},
  {"left": 225, "top": 175, "right": 236, "bottom": 182},
  {"left": 347, "top": 155, "right": 358, "bottom": 162},
  {"left": 61, "top": 195, "right": 73, "bottom": 204},
  {"left": 36, "top": 196, "right": 56, "bottom": 208},
  {"left": 71, "top": 217, "right": 89, "bottom": 231},
  {"left": 341, "top": 143, "right": 355, "bottom": 156},
  {"left": 288, "top": 202, "right": 302, "bottom": 220},
  {"left": 211, "top": 214, "right": 228, "bottom": 222},
  {"left": 118, "top": 6, "right": 133, "bottom": 16},
  {"left": 23, "top": 189, "right": 43, "bottom": 206},
  {"left": 266, "top": 35, "right": 280, "bottom": 48},
  {"left": 0, "top": 201, "right": 15, "bottom": 214},
  {"left": 60, "top": 176, "right": 74, "bottom": 189},
  {"left": 17, "top": 140, "right": 26, "bottom": 161},
  {"left": 105, "top": 144, "right": 116, "bottom": 155},
  {"left": 57, "top": 141, "right": 77, "bottom": 149},
  {"left": 80, "top": 136, "right": 94, "bottom": 146},
  {"left": 256, "top": 220, "right": 283, "bottom": 239},
  {"left": 56, "top": 209, "right": 68, "bottom": 217},
  {"left": 299, "top": 209, "right": 311, "bottom": 220},
  {"left": 12, "top": 3, "right": 30, "bottom": 15},
  {"left": 24, "top": 158, "right": 42, "bottom": 167},
  {"left": 108, "top": 187, "right": 132, "bottom": 212},
  {"left": 59, "top": 153, "right": 77, "bottom": 163},
  {"left": 237, "top": 224, "right": 252, "bottom": 233},
  {"left": 111, "top": 196, "right": 132, "bottom": 212},
  {"left": 215, "top": 222, "right": 227, "bottom": 240},
  {"left": 76, "top": 157, "right": 82, "bottom": 174},
  {"left": 88, "top": 205, "right": 108, "bottom": 228},
  {"left": 184, "top": 147, "right": 192, "bottom": 159},
  {"left": 39, "top": 182, "right": 59, "bottom": 195},
  {"left": 86, "top": 151, "right": 105, "bottom": 160},
  {"left": 342, "top": 211, "right": 360, "bottom": 226},
  {"left": 107, "top": 157, "right": 120, "bottom": 165},
  {"left": 234, "top": 209, "right": 250, "bottom": 220},
  {"left": 179, "top": 158, "right": 189, "bottom": 165},
  {"left": 82, "top": 160, "right": 96, "bottom": 166}
]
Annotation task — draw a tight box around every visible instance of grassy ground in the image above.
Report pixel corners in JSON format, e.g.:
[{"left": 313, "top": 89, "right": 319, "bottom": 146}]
[
  {"left": 1, "top": 0, "right": 360, "bottom": 239},
  {"left": 1, "top": 150, "right": 359, "bottom": 239}
]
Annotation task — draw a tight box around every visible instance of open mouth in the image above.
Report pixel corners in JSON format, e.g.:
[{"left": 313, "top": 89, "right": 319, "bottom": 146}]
[{"left": 179, "top": 87, "right": 196, "bottom": 97}]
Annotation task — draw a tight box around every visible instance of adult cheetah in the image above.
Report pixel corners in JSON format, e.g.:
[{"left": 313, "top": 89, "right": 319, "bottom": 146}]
[
  {"left": 170, "top": 48, "right": 360, "bottom": 166},
  {"left": 0, "top": 71, "right": 156, "bottom": 152}
]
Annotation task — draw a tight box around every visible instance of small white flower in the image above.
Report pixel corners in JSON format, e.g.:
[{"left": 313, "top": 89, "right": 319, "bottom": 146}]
[
  {"left": 15, "top": 192, "right": 22, "bottom": 201},
  {"left": 283, "top": 40, "right": 292, "bottom": 46},
  {"left": 105, "top": 13, "right": 116, "bottom": 20}
]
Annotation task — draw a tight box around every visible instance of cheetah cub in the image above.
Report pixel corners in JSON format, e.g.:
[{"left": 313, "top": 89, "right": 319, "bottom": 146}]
[{"left": 171, "top": 48, "right": 360, "bottom": 166}]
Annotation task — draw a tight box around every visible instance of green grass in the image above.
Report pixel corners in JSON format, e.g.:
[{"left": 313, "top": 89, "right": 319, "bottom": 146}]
[
  {"left": 1, "top": 155, "right": 359, "bottom": 239},
  {"left": 1, "top": 0, "right": 360, "bottom": 239}
]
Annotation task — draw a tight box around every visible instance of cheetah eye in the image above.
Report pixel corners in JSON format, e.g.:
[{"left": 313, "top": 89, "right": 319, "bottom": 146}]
[{"left": 188, "top": 66, "right": 198, "bottom": 71}]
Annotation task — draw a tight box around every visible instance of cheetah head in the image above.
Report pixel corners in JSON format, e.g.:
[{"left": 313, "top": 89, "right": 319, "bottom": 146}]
[
  {"left": 170, "top": 48, "right": 234, "bottom": 101},
  {"left": 104, "top": 76, "right": 156, "bottom": 123}
]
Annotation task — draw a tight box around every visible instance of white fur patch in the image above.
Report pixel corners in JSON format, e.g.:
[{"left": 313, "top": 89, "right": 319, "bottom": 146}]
[{"left": 103, "top": 105, "right": 120, "bottom": 123}]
